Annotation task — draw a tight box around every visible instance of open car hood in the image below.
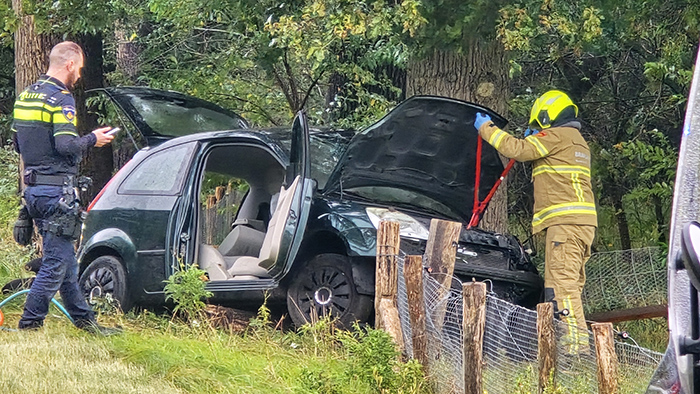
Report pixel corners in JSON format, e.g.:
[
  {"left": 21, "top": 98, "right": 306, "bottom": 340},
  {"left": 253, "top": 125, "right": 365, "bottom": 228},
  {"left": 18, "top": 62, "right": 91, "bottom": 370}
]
[{"left": 323, "top": 96, "right": 507, "bottom": 222}]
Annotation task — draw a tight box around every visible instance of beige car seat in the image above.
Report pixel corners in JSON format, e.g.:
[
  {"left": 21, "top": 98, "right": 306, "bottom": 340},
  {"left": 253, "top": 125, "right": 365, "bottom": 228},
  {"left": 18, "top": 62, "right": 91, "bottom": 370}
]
[{"left": 198, "top": 176, "right": 300, "bottom": 281}]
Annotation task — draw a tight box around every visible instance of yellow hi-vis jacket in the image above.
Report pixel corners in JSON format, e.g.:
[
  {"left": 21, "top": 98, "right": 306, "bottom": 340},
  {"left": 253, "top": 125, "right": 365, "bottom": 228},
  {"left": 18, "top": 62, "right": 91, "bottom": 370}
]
[{"left": 478, "top": 121, "right": 597, "bottom": 234}]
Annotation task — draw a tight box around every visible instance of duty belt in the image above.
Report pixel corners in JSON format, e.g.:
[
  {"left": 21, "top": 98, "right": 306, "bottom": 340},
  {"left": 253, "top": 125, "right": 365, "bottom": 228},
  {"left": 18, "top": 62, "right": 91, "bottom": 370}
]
[{"left": 25, "top": 173, "right": 75, "bottom": 187}]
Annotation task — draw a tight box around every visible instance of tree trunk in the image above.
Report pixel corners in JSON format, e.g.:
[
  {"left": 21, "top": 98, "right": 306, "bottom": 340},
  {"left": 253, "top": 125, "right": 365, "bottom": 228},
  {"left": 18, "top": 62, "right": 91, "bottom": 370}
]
[
  {"left": 12, "top": 1, "right": 58, "bottom": 93},
  {"left": 612, "top": 190, "right": 631, "bottom": 250},
  {"left": 74, "top": 34, "right": 113, "bottom": 204},
  {"left": 406, "top": 39, "right": 509, "bottom": 233},
  {"left": 115, "top": 21, "right": 141, "bottom": 84},
  {"left": 12, "top": 0, "right": 60, "bottom": 192},
  {"left": 652, "top": 195, "right": 668, "bottom": 244}
]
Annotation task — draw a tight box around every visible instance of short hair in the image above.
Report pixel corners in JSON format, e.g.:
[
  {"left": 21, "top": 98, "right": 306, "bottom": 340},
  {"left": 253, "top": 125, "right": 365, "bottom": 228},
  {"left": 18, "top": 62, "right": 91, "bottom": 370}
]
[{"left": 49, "top": 41, "right": 84, "bottom": 68}]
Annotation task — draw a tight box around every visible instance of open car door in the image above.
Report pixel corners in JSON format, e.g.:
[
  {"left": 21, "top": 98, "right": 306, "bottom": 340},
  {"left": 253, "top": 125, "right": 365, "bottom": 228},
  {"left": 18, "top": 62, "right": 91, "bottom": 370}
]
[{"left": 264, "top": 111, "right": 314, "bottom": 279}]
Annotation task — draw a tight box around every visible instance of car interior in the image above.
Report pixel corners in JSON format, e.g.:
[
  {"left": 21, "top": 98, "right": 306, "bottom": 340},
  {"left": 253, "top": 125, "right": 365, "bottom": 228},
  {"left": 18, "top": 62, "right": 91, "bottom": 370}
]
[{"left": 195, "top": 144, "right": 294, "bottom": 281}]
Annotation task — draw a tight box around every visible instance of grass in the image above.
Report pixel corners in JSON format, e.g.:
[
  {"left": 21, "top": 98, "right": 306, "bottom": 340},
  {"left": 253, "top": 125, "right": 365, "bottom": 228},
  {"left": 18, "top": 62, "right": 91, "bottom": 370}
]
[
  {"left": 615, "top": 317, "right": 669, "bottom": 353},
  {"left": 0, "top": 322, "right": 183, "bottom": 393},
  {"left": 0, "top": 302, "right": 427, "bottom": 394}
]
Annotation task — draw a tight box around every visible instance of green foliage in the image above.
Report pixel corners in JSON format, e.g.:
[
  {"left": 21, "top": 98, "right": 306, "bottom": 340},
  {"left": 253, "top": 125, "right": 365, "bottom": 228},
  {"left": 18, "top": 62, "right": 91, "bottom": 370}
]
[
  {"left": 103, "top": 315, "right": 428, "bottom": 394},
  {"left": 163, "top": 263, "right": 213, "bottom": 322},
  {"left": 616, "top": 317, "right": 669, "bottom": 353},
  {"left": 593, "top": 129, "right": 677, "bottom": 247},
  {"left": 0, "top": 146, "right": 33, "bottom": 282},
  {"left": 499, "top": 0, "right": 696, "bottom": 249},
  {"left": 199, "top": 173, "right": 248, "bottom": 207},
  {"left": 248, "top": 293, "right": 273, "bottom": 331},
  {"left": 336, "top": 323, "right": 426, "bottom": 393},
  {"left": 139, "top": 0, "right": 425, "bottom": 127}
]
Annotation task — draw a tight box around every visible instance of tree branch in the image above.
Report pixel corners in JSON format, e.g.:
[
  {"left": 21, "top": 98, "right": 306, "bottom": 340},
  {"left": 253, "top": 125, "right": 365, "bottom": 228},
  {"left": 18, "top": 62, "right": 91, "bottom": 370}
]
[
  {"left": 206, "top": 92, "right": 280, "bottom": 126},
  {"left": 300, "top": 69, "right": 326, "bottom": 110}
]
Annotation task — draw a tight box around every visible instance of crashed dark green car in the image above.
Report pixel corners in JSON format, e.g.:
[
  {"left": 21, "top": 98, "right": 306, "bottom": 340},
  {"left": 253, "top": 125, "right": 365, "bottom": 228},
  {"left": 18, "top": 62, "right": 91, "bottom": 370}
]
[{"left": 76, "top": 88, "right": 543, "bottom": 327}]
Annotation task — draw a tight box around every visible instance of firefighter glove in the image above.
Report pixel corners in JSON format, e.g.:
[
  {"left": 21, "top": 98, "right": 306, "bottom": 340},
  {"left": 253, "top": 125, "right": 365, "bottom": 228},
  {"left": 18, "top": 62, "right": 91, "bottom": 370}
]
[
  {"left": 474, "top": 112, "right": 491, "bottom": 131},
  {"left": 524, "top": 128, "right": 539, "bottom": 137}
]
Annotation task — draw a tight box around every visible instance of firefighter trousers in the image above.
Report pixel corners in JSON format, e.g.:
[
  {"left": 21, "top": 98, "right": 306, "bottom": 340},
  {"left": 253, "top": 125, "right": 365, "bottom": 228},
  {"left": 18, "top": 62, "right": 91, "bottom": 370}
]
[{"left": 544, "top": 224, "right": 596, "bottom": 354}]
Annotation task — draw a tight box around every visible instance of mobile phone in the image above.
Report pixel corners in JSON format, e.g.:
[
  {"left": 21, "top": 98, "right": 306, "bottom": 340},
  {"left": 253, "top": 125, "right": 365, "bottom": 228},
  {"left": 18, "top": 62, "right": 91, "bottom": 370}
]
[{"left": 105, "top": 127, "right": 121, "bottom": 136}]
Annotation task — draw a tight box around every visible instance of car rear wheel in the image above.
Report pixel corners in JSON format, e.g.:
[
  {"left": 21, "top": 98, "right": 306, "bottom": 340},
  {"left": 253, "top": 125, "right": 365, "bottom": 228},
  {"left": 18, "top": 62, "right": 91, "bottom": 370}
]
[
  {"left": 79, "top": 255, "right": 131, "bottom": 312},
  {"left": 287, "top": 253, "right": 372, "bottom": 328}
]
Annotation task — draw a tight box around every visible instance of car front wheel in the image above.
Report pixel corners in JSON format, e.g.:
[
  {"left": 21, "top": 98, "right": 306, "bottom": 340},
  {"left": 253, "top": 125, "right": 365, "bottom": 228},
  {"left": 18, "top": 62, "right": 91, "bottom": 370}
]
[
  {"left": 79, "top": 255, "right": 131, "bottom": 312},
  {"left": 287, "top": 253, "right": 372, "bottom": 328}
]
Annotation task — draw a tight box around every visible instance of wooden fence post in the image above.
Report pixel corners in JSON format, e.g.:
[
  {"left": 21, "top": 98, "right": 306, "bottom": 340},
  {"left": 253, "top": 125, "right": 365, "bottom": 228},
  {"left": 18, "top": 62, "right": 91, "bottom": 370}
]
[
  {"left": 537, "top": 302, "right": 556, "bottom": 394},
  {"left": 404, "top": 255, "right": 428, "bottom": 369},
  {"left": 463, "top": 282, "right": 487, "bottom": 394},
  {"left": 205, "top": 194, "right": 217, "bottom": 244},
  {"left": 593, "top": 322, "right": 618, "bottom": 394},
  {"left": 375, "top": 220, "right": 404, "bottom": 351},
  {"left": 215, "top": 186, "right": 226, "bottom": 202},
  {"left": 424, "top": 219, "right": 461, "bottom": 327}
]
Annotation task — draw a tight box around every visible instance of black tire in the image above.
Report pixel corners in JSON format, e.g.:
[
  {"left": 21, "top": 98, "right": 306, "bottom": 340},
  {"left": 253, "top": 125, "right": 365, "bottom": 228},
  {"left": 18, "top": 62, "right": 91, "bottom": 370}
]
[
  {"left": 287, "top": 253, "right": 372, "bottom": 328},
  {"left": 79, "top": 255, "right": 131, "bottom": 312}
]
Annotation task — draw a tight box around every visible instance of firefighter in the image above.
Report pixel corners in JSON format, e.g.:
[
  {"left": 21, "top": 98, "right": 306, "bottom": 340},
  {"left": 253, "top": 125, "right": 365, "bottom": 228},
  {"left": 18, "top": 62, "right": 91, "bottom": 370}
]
[
  {"left": 11, "top": 41, "right": 116, "bottom": 333},
  {"left": 473, "top": 90, "right": 597, "bottom": 354}
]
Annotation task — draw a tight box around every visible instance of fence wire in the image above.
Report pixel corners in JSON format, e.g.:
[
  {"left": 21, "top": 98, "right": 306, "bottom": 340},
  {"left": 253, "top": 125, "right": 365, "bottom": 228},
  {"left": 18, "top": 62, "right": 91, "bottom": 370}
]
[
  {"left": 396, "top": 254, "right": 663, "bottom": 394},
  {"left": 582, "top": 247, "right": 667, "bottom": 314}
]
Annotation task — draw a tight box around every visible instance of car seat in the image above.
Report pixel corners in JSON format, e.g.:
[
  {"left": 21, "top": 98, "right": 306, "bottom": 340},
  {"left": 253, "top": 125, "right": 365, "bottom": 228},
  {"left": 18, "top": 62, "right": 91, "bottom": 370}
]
[{"left": 198, "top": 176, "right": 300, "bottom": 281}]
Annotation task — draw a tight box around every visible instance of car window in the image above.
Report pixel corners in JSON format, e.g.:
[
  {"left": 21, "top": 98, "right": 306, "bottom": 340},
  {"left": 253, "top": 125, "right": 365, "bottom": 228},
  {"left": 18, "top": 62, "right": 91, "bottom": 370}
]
[
  {"left": 86, "top": 91, "right": 147, "bottom": 170},
  {"left": 118, "top": 143, "right": 195, "bottom": 195},
  {"left": 126, "top": 95, "right": 248, "bottom": 138}
]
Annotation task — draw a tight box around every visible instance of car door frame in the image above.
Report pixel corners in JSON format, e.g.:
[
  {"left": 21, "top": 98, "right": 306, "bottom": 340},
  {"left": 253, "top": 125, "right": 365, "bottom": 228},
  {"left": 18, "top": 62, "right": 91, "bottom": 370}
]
[
  {"left": 269, "top": 110, "right": 314, "bottom": 279},
  {"left": 168, "top": 115, "right": 313, "bottom": 289}
]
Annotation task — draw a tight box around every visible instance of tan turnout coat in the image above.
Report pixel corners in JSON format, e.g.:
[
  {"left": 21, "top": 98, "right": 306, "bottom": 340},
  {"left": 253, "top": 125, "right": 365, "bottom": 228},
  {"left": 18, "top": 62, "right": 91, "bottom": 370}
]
[{"left": 478, "top": 122, "right": 598, "bottom": 233}]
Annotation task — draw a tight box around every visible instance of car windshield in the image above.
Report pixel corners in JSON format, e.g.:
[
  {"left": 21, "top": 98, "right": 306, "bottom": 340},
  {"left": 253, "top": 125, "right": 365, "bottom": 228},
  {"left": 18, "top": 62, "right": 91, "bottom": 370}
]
[{"left": 278, "top": 131, "right": 351, "bottom": 190}]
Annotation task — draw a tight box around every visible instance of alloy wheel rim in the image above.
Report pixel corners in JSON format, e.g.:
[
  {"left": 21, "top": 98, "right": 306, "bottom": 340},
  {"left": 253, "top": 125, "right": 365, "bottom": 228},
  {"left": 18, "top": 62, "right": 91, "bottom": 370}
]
[
  {"left": 298, "top": 266, "right": 352, "bottom": 320},
  {"left": 83, "top": 266, "right": 115, "bottom": 300}
]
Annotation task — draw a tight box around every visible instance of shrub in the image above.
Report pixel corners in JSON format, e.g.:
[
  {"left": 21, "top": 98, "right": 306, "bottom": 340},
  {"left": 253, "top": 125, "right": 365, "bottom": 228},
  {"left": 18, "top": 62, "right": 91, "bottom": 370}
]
[{"left": 163, "top": 263, "right": 212, "bottom": 322}]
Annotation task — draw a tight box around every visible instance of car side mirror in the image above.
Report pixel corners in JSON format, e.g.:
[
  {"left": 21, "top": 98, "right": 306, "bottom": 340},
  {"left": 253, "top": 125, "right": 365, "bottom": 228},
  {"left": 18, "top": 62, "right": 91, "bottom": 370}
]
[{"left": 681, "top": 221, "right": 700, "bottom": 292}]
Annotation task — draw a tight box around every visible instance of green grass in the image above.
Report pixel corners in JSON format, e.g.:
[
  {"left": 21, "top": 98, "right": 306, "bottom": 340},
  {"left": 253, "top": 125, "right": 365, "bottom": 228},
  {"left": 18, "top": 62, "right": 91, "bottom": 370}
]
[
  {"left": 0, "top": 322, "right": 183, "bottom": 393},
  {"left": 0, "top": 302, "right": 427, "bottom": 394},
  {"left": 615, "top": 317, "right": 669, "bottom": 353}
]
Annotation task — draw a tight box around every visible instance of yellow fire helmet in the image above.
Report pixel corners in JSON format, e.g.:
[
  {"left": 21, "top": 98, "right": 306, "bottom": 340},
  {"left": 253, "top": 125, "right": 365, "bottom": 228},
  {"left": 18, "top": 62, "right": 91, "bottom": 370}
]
[{"left": 528, "top": 90, "right": 579, "bottom": 129}]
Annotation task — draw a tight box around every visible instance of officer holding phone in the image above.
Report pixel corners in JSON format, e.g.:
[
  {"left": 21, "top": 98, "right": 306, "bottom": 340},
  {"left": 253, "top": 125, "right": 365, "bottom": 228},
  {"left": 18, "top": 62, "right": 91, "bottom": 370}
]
[{"left": 11, "top": 41, "right": 117, "bottom": 334}]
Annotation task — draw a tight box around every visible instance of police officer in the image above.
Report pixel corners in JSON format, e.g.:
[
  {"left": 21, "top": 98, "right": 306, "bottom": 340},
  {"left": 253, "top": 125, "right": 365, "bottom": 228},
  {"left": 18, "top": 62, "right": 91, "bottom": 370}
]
[
  {"left": 11, "top": 41, "right": 115, "bottom": 332},
  {"left": 474, "top": 90, "right": 597, "bottom": 354}
]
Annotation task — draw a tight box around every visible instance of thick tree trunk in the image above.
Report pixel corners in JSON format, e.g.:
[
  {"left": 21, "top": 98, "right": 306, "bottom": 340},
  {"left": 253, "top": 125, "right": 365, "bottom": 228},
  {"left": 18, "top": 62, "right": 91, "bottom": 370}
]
[
  {"left": 406, "top": 39, "right": 509, "bottom": 233},
  {"left": 115, "top": 22, "right": 141, "bottom": 84},
  {"left": 12, "top": 1, "right": 58, "bottom": 93},
  {"left": 74, "top": 34, "right": 113, "bottom": 204}
]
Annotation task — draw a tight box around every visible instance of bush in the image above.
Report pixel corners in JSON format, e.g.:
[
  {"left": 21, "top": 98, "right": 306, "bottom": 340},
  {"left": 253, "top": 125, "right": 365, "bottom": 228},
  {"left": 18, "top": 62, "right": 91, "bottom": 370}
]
[{"left": 163, "top": 263, "right": 213, "bottom": 322}]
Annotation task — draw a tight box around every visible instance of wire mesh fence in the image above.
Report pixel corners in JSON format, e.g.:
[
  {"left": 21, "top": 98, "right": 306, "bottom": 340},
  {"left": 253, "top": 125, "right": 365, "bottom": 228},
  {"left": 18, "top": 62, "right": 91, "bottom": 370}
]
[
  {"left": 395, "top": 253, "right": 664, "bottom": 394},
  {"left": 582, "top": 247, "right": 667, "bottom": 314}
]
